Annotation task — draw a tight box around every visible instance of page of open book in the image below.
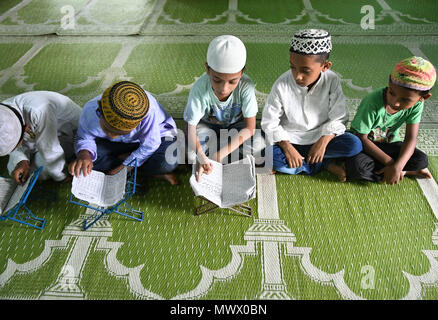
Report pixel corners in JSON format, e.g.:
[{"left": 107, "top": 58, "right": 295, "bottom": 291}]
[
  {"left": 222, "top": 156, "right": 256, "bottom": 208},
  {"left": 102, "top": 167, "right": 127, "bottom": 207},
  {"left": 189, "top": 159, "right": 223, "bottom": 207},
  {"left": 3, "top": 171, "right": 35, "bottom": 214},
  {"left": 72, "top": 170, "right": 106, "bottom": 206},
  {"left": 0, "top": 177, "right": 17, "bottom": 214}
]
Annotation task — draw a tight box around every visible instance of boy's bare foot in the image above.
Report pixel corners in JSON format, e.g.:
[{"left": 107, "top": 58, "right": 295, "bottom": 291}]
[
  {"left": 270, "top": 169, "right": 276, "bottom": 175},
  {"left": 404, "top": 168, "right": 432, "bottom": 179},
  {"left": 153, "top": 173, "right": 179, "bottom": 185},
  {"left": 327, "top": 161, "right": 347, "bottom": 182}
]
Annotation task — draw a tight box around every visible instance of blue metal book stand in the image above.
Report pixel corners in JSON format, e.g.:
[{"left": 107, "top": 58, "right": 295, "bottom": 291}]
[
  {"left": 0, "top": 166, "right": 46, "bottom": 230},
  {"left": 69, "top": 158, "right": 143, "bottom": 230}
]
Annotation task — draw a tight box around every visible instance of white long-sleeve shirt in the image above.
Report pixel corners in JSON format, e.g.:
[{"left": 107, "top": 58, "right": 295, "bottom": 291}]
[
  {"left": 4, "top": 91, "right": 82, "bottom": 181},
  {"left": 261, "top": 69, "right": 349, "bottom": 145}
]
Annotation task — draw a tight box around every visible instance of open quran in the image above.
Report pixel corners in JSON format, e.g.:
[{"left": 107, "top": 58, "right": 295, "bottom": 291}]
[{"left": 189, "top": 155, "right": 256, "bottom": 209}]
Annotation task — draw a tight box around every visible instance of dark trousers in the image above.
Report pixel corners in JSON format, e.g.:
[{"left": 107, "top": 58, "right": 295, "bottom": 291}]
[
  {"left": 93, "top": 136, "right": 178, "bottom": 175},
  {"left": 270, "top": 132, "right": 362, "bottom": 175},
  {"left": 345, "top": 141, "right": 429, "bottom": 182}
]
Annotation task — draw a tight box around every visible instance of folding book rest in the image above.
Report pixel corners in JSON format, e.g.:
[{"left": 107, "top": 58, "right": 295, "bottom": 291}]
[
  {"left": 195, "top": 196, "right": 252, "bottom": 217},
  {"left": 69, "top": 159, "right": 143, "bottom": 231},
  {"left": 0, "top": 166, "right": 47, "bottom": 230}
]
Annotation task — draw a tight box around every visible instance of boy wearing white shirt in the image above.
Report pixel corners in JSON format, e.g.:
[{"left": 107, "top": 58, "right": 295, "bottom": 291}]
[
  {"left": 261, "top": 29, "right": 362, "bottom": 181},
  {"left": 0, "top": 91, "right": 82, "bottom": 184}
]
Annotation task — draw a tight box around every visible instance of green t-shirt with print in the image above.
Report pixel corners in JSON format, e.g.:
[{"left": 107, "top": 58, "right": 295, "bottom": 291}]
[{"left": 350, "top": 87, "right": 423, "bottom": 143}]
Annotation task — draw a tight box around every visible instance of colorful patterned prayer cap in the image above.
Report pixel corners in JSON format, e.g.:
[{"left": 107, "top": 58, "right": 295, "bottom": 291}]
[
  {"left": 290, "top": 29, "right": 332, "bottom": 55},
  {"left": 0, "top": 104, "right": 24, "bottom": 156},
  {"left": 100, "top": 81, "right": 149, "bottom": 132},
  {"left": 207, "top": 35, "right": 246, "bottom": 73},
  {"left": 390, "top": 56, "right": 436, "bottom": 91}
]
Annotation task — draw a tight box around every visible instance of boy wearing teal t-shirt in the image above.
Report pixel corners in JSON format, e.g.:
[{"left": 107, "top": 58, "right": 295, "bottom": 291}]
[
  {"left": 347, "top": 56, "right": 436, "bottom": 184},
  {"left": 184, "top": 35, "right": 264, "bottom": 182}
]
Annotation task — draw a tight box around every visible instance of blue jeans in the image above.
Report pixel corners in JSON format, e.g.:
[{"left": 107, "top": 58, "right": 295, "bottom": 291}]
[
  {"left": 93, "top": 136, "right": 178, "bottom": 175},
  {"left": 269, "top": 132, "right": 362, "bottom": 175}
]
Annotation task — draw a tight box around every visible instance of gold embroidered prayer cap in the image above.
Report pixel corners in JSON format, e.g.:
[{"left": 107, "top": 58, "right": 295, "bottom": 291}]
[{"left": 100, "top": 81, "right": 149, "bottom": 132}]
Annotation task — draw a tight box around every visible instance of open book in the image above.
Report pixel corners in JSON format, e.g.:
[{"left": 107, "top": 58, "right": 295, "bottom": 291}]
[
  {"left": 0, "top": 171, "right": 36, "bottom": 215},
  {"left": 71, "top": 167, "right": 127, "bottom": 208},
  {"left": 189, "top": 155, "right": 256, "bottom": 208}
]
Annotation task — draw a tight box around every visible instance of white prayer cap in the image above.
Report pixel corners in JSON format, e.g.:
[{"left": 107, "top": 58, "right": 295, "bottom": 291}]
[
  {"left": 206, "top": 35, "right": 246, "bottom": 74},
  {"left": 290, "top": 29, "right": 332, "bottom": 55},
  {"left": 0, "top": 104, "right": 23, "bottom": 156}
]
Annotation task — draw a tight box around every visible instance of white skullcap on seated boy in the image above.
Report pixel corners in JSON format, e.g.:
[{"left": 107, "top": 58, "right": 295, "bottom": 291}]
[{"left": 206, "top": 35, "right": 247, "bottom": 73}]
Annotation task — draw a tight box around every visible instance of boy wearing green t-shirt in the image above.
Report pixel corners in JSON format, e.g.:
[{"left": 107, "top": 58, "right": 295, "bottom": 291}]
[{"left": 347, "top": 56, "right": 436, "bottom": 184}]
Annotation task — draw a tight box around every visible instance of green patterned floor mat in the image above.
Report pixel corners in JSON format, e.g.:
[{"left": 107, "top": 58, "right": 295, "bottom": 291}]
[
  {"left": 0, "top": 171, "right": 256, "bottom": 299},
  {"left": 0, "top": 35, "right": 437, "bottom": 122},
  {"left": 428, "top": 156, "right": 438, "bottom": 181},
  {"left": 276, "top": 172, "right": 438, "bottom": 300},
  {"left": 0, "top": 0, "right": 437, "bottom": 35},
  {"left": 0, "top": 0, "right": 157, "bottom": 35},
  {"left": 1, "top": 169, "right": 437, "bottom": 300},
  {"left": 141, "top": 0, "right": 438, "bottom": 36}
]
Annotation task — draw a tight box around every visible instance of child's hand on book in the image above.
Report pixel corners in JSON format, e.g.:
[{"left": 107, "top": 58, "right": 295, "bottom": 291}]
[
  {"left": 68, "top": 150, "right": 93, "bottom": 178},
  {"left": 12, "top": 160, "right": 30, "bottom": 185},
  {"left": 196, "top": 161, "right": 213, "bottom": 182}
]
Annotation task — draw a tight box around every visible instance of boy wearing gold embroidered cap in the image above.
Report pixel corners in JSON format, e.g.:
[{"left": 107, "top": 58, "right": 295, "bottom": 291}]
[
  {"left": 68, "top": 81, "right": 179, "bottom": 185},
  {"left": 347, "top": 56, "right": 436, "bottom": 184}
]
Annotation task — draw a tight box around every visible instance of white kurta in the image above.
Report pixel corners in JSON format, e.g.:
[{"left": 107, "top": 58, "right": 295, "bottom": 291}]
[
  {"left": 261, "top": 69, "right": 349, "bottom": 145},
  {"left": 4, "top": 91, "right": 82, "bottom": 181}
]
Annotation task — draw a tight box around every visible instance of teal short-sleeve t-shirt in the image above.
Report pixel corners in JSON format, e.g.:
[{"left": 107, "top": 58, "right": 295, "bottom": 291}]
[
  {"left": 350, "top": 87, "right": 423, "bottom": 143},
  {"left": 183, "top": 73, "right": 258, "bottom": 127}
]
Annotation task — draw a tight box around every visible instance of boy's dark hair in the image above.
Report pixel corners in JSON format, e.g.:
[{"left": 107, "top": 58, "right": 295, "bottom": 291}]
[
  {"left": 389, "top": 75, "right": 430, "bottom": 97},
  {"left": 289, "top": 49, "right": 330, "bottom": 64},
  {"left": 413, "top": 88, "right": 430, "bottom": 97}
]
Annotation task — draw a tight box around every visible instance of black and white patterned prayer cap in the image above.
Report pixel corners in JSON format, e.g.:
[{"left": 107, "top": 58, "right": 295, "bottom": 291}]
[{"left": 290, "top": 29, "right": 332, "bottom": 55}]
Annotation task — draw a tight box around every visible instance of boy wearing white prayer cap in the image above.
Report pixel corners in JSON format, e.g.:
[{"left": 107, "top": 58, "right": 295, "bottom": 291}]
[
  {"left": 184, "top": 35, "right": 264, "bottom": 181},
  {"left": 0, "top": 91, "right": 81, "bottom": 184},
  {"left": 261, "top": 29, "right": 362, "bottom": 181}
]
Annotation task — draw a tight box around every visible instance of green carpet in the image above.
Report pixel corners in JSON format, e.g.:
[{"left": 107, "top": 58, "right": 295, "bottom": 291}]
[
  {"left": 0, "top": 0, "right": 438, "bottom": 300},
  {"left": 277, "top": 172, "right": 437, "bottom": 300}
]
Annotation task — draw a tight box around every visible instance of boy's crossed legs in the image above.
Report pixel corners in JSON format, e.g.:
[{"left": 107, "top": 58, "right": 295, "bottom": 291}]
[
  {"left": 345, "top": 141, "right": 430, "bottom": 182},
  {"left": 93, "top": 137, "right": 179, "bottom": 185},
  {"left": 268, "top": 132, "right": 362, "bottom": 181}
]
